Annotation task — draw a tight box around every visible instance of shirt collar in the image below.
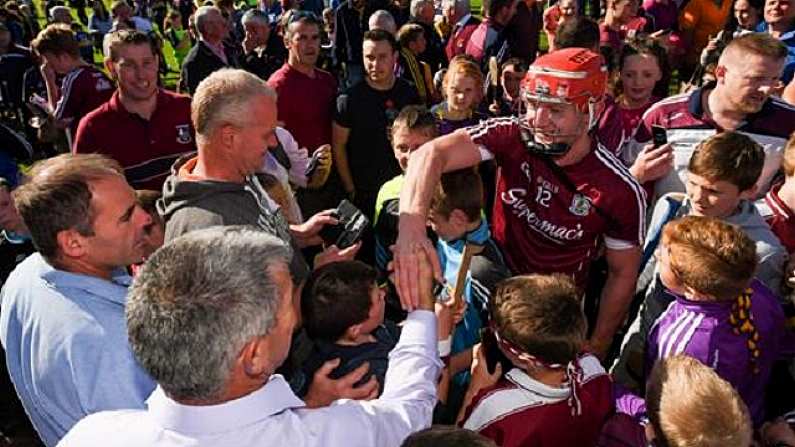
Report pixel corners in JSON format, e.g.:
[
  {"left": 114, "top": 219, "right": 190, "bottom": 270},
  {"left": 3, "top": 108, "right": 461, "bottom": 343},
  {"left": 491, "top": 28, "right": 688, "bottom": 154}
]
[
  {"left": 455, "top": 13, "right": 472, "bottom": 27},
  {"left": 505, "top": 367, "right": 570, "bottom": 399},
  {"left": 36, "top": 254, "right": 131, "bottom": 305},
  {"left": 146, "top": 375, "right": 305, "bottom": 434}
]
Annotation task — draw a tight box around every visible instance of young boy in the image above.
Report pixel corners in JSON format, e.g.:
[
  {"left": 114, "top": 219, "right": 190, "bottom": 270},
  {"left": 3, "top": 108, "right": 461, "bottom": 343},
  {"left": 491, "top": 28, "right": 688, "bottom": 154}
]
[
  {"left": 602, "top": 355, "right": 753, "bottom": 447},
  {"left": 31, "top": 24, "right": 114, "bottom": 141},
  {"left": 374, "top": 105, "right": 438, "bottom": 274},
  {"left": 613, "top": 131, "right": 787, "bottom": 389},
  {"left": 428, "top": 167, "right": 510, "bottom": 388},
  {"left": 460, "top": 274, "right": 613, "bottom": 447},
  {"left": 299, "top": 260, "right": 398, "bottom": 395},
  {"left": 648, "top": 215, "right": 795, "bottom": 427}
]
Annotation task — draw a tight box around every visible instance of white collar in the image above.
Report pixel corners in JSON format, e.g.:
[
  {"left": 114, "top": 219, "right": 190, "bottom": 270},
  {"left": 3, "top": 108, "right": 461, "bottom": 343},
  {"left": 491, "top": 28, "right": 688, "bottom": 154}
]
[
  {"left": 146, "top": 375, "right": 305, "bottom": 434},
  {"left": 504, "top": 368, "right": 570, "bottom": 400}
]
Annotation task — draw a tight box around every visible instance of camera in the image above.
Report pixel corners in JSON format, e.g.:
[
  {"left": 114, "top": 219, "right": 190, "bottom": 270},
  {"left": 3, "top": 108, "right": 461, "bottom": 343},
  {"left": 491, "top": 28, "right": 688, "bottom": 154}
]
[{"left": 319, "top": 200, "right": 369, "bottom": 249}]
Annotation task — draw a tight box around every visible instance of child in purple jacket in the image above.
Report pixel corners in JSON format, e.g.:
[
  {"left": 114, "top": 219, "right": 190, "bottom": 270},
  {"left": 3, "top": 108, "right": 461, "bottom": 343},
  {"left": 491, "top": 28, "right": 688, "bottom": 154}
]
[{"left": 647, "top": 216, "right": 795, "bottom": 427}]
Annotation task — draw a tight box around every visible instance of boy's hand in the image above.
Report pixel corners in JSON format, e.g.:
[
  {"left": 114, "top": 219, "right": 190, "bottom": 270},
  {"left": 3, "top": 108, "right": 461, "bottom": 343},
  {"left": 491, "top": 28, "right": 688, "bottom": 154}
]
[
  {"left": 303, "top": 359, "right": 379, "bottom": 408},
  {"left": 314, "top": 242, "right": 360, "bottom": 269},
  {"left": 435, "top": 299, "right": 455, "bottom": 340},
  {"left": 629, "top": 143, "right": 674, "bottom": 183},
  {"left": 469, "top": 343, "right": 502, "bottom": 393}
]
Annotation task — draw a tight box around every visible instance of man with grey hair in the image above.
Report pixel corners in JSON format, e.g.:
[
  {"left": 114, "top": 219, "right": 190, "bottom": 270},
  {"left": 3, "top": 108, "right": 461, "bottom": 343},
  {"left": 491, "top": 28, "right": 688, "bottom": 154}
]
[
  {"left": 240, "top": 9, "right": 285, "bottom": 80},
  {"left": 59, "top": 226, "right": 443, "bottom": 447},
  {"left": 408, "top": 0, "right": 445, "bottom": 71},
  {"left": 179, "top": 5, "right": 238, "bottom": 95},
  {"left": 369, "top": 9, "right": 397, "bottom": 35},
  {"left": 0, "top": 154, "right": 156, "bottom": 446},
  {"left": 441, "top": 0, "right": 480, "bottom": 60}
]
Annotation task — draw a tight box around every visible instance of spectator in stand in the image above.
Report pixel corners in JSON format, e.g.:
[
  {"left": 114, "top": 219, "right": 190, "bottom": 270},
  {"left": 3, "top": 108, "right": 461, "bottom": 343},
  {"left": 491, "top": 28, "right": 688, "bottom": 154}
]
[
  {"left": 0, "top": 22, "right": 33, "bottom": 109},
  {"left": 504, "top": 0, "right": 540, "bottom": 64},
  {"left": 542, "top": 0, "right": 577, "bottom": 51},
  {"left": 394, "top": 48, "right": 645, "bottom": 360},
  {"left": 625, "top": 33, "right": 795, "bottom": 198},
  {"left": 49, "top": 5, "right": 73, "bottom": 25},
  {"left": 646, "top": 216, "right": 795, "bottom": 427},
  {"left": 0, "top": 154, "right": 156, "bottom": 447},
  {"left": 757, "top": 0, "right": 795, "bottom": 82},
  {"left": 465, "top": 0, "right": 517, "bottom": 68},
  {"left": 599, "top": 0, "right": 650, "bottom": 53},
  {"left": 335, "top": 0, "right": 388, "bottom": 88},
  {"left": 240, "top": 9, "right": 283, "bottom": 80},
  {"left": 758, "top": 132, "right": 795, "bottom": 253},
  {"left": 268, "top": 10, "right": 338, "bottom": 216},
  {"left": 678, "top": 0, "right": 732, "bottom": 78},
  {"left": 73, "top": 30, "right": 195, "bottom": 191},
  {"left": 397, "top": 23, "right": 437, "bottom": 105},
  {"left": 370, "top": 9, "right": 398, "bottom": 34},
  {"left": 409, "top": 0, "right": 446, "bottom": 71},
  {"left": 459, "top": 275, "right": 613, "bottom": 446},
  {"left": 179, "top": 5, "right": 238, "bottom": 95},
  {"left": 59, "top": 226, "right": 443, "bottom": 447},
  {"left": 31, "top": 24, "right": 114, "bottom": 143},
  {"left": 332, "top": 29, "right": 420, "bottom": 224},
  {"left": 88, "top": 0, "right": 112, "bottom": 51},
  {"left": 164, "top": 10, "right": 190, "bottom": 68},
  {"left": 598, "top": 37, "right": 667, "bottom": 156},
  {"left": 442, "top": 0, "right": 479, "bottom": 61},
  {"left": 431, "top": 55, "right": 485, "bottom": 134}
]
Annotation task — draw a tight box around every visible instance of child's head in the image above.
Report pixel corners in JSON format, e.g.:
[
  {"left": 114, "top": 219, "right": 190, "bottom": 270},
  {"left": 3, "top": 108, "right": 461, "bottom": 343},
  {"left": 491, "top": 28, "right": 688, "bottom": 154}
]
[
  {"left": 397, "top": 23, "right": 426, "bottom": 55},
  {"left": 135, "top": 190, "right": 165, "bottom": 259},
  {"left": 686, "top": 131, "right": 764, "bottom": 219},
  {"left": 500, "top": 57, "right": 527, "bottom": 102},
  {"left": 401, "top": 426, "right": 497, "bottom": 447},
  {"left": 554, "top": 16, "right": 600, "bottom": 52},
  {"left": 391, "top": 105, "right": 438, "bottom": 171},
  {"left": 612, "top": 36, "right": 667, "bottom": 103},
  {"left": 443, "top": 55, "right": 484, "bottom": 114},
  {"left": 646, "top": 355, "right": 752, "bottom": 447},
  {"left": 558, "top": 0, "right": 578, "bottom": 19},
  {"left": 490, "top": 274, "right": 586, "bottom": 367},
  {"left": 606, "top": 0, "right": 638, "bottom": 22},
  {"left": 301, "top": 260, "right": 385, "bottom": 342},
  {"left": 428, "top": 168, "right": 483, "bottom": 241},
  {"left": 659, "top": 216, "right": 757, "bottom": 301},
  {"left": 32, "top": 24, "right": 80, "bottom": 72},
  {"left": 167, "top": 9, "right": 182, "bottom": 27}
]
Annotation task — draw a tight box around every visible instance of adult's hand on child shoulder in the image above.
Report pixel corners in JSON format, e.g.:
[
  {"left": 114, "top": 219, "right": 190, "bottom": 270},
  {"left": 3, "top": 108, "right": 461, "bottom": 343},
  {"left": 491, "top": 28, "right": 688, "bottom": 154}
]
[{"left": 303, "top": 359, "right": 379, "bottom": 408}]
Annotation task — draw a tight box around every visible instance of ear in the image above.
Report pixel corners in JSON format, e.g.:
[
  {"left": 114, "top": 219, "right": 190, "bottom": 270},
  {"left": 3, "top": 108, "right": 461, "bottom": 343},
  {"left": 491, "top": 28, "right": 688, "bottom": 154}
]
[
  {"left": 739, "top": 184, "right": 757, "bottom": 200},
  {"left": 220, "top": 124, "right": 236, "bottom": 149},
  {"left": 241, "top": 336, "right": 271, "bottom": 378},
  {"left": 104, "top": 58, "right": 115, "bottom": 78},
  {"left": 56, "top": 228, "right": 88, "bottom": 259},
  {"left": 344, "top": 323, "right": 363, "bottom": 341},
  {"left": 714, "top": 64, "right": 727, "bottom": 82}
]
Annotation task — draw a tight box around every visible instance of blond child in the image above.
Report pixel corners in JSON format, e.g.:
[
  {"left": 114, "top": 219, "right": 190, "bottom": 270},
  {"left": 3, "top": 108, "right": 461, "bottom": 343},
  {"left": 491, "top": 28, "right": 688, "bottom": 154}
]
[{"left": 431, "top": 55, "right": 486, "bottom": 135}]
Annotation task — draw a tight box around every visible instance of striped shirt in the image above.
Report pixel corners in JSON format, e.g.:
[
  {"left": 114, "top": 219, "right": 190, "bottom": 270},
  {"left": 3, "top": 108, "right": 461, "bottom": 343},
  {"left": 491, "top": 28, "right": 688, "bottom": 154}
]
[{"left": 53, "top": 65, "right": 114, "bottom": 138}]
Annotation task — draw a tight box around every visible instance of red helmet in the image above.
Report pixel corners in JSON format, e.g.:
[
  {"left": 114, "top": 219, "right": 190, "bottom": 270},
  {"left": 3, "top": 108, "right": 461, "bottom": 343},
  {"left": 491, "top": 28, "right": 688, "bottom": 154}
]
[{"left": 520, "top": 48, "right": 608, "bottom": 129}]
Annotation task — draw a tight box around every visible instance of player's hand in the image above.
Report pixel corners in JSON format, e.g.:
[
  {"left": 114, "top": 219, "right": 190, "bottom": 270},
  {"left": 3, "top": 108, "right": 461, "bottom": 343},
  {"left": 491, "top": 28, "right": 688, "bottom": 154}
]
[
  {"left": 303, "top": 359, "right": 379, "bottom": 408},
  {"left": 40, "top": 59, "right": 56, "bottom": 84},
  {"left": 291, "top": 209, "right": 338, "bottom": 247},
  {"left": 629, "top": 143, "right": 674, "bottom": 183},
  {"left": 469, "top": 343, "right": 502, "bottom": 393},
  {"left": 393, "top": 215, "right": 441, "bottom": 311},
  {"left": 314, "top": 242, "right": 361, "bottom": 269},
  {"left": 584, "top": 336, "right": 611, "bottom": 362}
]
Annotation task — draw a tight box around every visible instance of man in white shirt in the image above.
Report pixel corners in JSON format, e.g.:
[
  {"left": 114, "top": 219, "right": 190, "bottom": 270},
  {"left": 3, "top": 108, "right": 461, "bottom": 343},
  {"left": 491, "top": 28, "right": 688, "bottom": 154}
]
[{"left": 58, "top": 226, "right": 443, "bottom": 447}]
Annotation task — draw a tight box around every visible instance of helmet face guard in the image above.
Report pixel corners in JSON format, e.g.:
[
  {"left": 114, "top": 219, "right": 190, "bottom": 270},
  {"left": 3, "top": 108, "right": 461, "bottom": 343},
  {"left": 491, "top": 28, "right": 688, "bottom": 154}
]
[{"left": 518, "top": 48, "right": 607, "bottom": 157}]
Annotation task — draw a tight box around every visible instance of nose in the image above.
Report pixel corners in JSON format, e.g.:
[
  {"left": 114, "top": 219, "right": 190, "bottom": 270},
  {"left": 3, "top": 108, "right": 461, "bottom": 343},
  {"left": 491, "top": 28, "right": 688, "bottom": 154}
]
[{"left": 532, "top": 105, "right": 552, "bottom": 127}]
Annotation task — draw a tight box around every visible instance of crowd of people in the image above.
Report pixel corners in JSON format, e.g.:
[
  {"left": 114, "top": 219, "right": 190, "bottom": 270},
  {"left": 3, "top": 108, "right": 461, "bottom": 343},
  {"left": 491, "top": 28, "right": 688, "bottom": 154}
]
[{"left": 1, "top": 0, "right": 795, "bottom": 444}]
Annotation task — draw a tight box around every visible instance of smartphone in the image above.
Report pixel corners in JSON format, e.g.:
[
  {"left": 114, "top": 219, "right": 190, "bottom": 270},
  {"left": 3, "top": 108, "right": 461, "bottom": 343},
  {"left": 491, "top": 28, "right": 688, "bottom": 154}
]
[
  {"left": 651, "top": 125, "right": 667, "bottom": 148},
  {"left": 304, "top": 149, "right": 324, "bottom": 178},
  {"left": 480, "top": 328, "right": 510, "bottom": 375}
]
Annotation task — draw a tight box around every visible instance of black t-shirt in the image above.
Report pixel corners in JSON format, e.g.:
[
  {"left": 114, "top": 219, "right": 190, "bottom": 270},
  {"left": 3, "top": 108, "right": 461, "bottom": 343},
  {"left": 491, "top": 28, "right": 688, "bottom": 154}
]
[{"left": 334, "top": 78, "right": 420, "bottom": 193}]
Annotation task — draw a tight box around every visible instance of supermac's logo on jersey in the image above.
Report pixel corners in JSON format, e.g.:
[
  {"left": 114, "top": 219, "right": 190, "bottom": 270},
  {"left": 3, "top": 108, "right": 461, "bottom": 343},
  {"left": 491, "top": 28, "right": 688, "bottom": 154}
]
[
  {"left": 176, "top": 125, "right": 192, "bottom": 144},
  {"left": 569, "top": 193, "right": 592, "bottom": 217}
]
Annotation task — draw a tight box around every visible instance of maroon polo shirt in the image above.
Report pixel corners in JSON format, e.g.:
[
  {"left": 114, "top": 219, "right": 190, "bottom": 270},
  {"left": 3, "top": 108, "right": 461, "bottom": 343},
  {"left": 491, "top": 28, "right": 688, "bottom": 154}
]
[
  {"left": 267, "top": 63, "right": 337, "bottom": 151},
  {"left": 73, "top": 89, "right": 196, "bottom": 191}
]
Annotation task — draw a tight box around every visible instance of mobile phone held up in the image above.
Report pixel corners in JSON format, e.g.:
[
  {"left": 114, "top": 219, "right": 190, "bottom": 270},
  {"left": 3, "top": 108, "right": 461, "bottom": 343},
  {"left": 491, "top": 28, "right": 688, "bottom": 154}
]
[
  {"left": 651, "top": 125, "right": 667, "bottom": 148},
  {"left": 319, "top": 200, "right": 369, "bottom": 249}
]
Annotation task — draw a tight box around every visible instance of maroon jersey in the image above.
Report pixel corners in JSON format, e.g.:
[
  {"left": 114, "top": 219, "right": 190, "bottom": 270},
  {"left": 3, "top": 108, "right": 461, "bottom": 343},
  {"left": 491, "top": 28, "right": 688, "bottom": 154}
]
[
  {"left": 462, "top": 354, "right": 613, "bottom": 447},
  {"left": 759, "top": 182, "right": 795, "bottom": 254},
  {"left": 54, "top": 65, "right": 114, "bottom": 138},
  {"left": 466, "top": 117, "right": 646, "bottom": 288}
]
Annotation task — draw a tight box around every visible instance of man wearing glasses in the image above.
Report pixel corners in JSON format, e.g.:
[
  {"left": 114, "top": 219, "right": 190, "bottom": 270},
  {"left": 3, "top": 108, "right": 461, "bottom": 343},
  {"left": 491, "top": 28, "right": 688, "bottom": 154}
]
[{"left": 625, "top": 32, "right": 795, "bottom": 199}]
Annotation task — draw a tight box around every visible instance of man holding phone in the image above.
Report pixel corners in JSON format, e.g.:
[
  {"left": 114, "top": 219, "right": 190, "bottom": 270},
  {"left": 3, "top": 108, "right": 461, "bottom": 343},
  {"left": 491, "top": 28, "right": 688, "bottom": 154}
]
[{"left": 625, "top": 32, "right": 795, "bottom": 199}]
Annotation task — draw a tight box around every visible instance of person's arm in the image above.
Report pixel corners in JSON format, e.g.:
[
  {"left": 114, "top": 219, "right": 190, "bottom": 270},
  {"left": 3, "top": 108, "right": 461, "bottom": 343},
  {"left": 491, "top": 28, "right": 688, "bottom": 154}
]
[
  {"left": 394, "top": 129, "right": 484, "bottom": 309},
  {"left": 41, "top": 59, "right": 60, "bottom": 113},
  {"left": 588, "top": 246, "right": 642, "bottom": 360},
  {"left": 331, "top": 122, "right": 356, "bottom": 196},
  {"left": 456, "top": 343, "right": 502, "bottom": 425}
]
